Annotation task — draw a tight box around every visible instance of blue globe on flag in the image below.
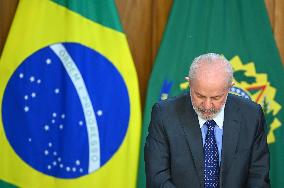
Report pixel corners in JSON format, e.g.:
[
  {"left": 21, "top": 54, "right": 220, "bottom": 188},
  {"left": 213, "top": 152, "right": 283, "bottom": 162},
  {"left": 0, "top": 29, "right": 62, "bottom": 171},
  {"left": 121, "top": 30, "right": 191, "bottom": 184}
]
[{"left": 2, "top": 42, "right": 130, "bottom": 179}]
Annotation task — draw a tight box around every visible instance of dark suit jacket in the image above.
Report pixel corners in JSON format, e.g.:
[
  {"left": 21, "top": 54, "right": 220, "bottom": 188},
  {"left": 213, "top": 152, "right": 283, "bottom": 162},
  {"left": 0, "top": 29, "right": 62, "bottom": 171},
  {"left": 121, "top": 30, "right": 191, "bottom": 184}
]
[{"left": 144, "top": 93, "right": 270, "bottom": 188}]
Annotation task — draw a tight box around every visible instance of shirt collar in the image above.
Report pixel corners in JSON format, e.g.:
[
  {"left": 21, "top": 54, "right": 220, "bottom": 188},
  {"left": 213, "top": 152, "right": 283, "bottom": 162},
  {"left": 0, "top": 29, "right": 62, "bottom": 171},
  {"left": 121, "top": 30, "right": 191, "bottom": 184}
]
[{"left": 198, "top": 104, "right": 225, "bottom": 129}]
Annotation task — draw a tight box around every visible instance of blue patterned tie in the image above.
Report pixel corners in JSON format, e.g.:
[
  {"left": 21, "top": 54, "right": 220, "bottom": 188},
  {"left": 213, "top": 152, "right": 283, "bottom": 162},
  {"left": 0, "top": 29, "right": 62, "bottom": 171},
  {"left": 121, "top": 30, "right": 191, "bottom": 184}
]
[{"left": 204, "top": 120, "right": 220, "bottom": 188}]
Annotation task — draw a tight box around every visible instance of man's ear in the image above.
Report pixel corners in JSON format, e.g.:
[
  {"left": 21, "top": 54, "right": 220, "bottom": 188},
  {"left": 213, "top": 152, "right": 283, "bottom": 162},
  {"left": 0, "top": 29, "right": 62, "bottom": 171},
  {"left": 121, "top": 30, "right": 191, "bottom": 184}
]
[
  {"left": 227, "top": 81, "right": 235, "bottom": 90},
  {"left": 185, "top": 76, "right": 190, "bottom": 81}
]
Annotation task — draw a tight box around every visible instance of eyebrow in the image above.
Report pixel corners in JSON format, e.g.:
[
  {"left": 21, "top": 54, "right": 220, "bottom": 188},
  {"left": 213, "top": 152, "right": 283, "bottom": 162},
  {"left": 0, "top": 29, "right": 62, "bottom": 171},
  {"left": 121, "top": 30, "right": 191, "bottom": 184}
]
[{"left": 195, "top": 91, "right": 224, "bottom": 98}]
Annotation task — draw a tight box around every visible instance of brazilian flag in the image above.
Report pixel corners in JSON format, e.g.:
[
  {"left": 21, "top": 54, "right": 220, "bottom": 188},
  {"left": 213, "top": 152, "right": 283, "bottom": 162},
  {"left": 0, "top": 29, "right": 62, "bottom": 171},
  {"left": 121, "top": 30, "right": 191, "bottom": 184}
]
[
  {"left": 0, "top": 0, "right": 141, "bottom": 187},
  {"left": 138, "top": 0, "right": 284, "bottom": 187}
]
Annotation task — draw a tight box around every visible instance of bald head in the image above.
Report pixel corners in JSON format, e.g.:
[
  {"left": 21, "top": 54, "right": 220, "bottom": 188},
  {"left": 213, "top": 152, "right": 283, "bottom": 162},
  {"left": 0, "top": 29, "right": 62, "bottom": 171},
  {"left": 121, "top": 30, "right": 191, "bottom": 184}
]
[{"left": 187, "top": 53, "right": 233, "bottom": 88}]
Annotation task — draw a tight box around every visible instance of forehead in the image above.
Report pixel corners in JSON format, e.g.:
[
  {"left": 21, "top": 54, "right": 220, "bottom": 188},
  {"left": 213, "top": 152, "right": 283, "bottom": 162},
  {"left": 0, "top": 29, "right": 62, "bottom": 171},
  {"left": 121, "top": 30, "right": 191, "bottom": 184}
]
[
  {"left": 195, "top": 60, "right": 228, "bottom": 80},
  {"left": 191, "top": 62, "right": 229, "bottom": 95}
]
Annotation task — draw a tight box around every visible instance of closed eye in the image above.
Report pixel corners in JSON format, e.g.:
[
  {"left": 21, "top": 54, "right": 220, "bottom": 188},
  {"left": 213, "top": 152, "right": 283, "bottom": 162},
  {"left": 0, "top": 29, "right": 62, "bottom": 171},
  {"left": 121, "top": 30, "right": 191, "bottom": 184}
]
[
  {"left": 211, "top": 96, "right": 221, "bottom": 100},
  {"left": 196, "top": 94, "right": 206, "bottom": 99}
]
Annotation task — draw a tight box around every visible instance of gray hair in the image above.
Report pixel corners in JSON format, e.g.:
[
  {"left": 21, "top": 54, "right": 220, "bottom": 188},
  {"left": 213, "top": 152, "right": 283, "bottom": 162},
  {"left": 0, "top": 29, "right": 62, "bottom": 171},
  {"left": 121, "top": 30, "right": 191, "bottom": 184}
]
[{"left": 188, "top": 53, "right": 233, "bottom": 86}]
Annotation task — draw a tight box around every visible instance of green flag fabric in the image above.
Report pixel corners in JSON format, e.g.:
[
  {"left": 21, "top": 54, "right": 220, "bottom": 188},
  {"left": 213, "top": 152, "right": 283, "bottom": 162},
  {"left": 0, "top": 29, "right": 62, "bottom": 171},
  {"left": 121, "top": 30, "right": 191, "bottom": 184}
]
[{"left": 138, "top": 0, "right": 284, "bottom": 187}]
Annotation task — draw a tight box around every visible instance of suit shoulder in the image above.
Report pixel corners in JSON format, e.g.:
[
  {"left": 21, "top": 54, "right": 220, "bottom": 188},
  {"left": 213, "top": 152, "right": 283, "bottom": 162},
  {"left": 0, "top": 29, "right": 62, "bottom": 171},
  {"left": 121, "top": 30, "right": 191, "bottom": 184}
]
[
  {"left": 228, "top": 93, "right": 261, "bottom": 111},
  {"left": 154, "top": 92, "right": 188, "bottom": 110}
]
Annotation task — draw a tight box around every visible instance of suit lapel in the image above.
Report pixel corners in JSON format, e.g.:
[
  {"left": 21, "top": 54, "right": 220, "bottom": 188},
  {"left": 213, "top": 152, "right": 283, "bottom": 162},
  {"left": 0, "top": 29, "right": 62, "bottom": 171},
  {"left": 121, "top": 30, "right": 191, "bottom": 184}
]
[
  {"left": 219, "top": 95, "right": 241, "bottom": 187},
  {"left": 179, "top": 94, "right": 204, "bottom": 188}
]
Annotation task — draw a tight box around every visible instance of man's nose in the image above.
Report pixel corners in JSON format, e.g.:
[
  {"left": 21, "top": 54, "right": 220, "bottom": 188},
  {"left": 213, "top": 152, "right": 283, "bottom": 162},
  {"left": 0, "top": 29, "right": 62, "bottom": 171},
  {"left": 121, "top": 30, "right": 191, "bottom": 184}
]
[{"left": 203, "top": 98, "right": 212, "bottom": 110}]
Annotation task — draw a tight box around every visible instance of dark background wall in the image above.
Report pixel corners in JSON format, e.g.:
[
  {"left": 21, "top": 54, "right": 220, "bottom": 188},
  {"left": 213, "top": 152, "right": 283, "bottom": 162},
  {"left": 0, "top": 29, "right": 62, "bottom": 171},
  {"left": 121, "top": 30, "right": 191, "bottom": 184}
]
[{"left": 0, "top": 0, "right": 283, "bottom": 110}]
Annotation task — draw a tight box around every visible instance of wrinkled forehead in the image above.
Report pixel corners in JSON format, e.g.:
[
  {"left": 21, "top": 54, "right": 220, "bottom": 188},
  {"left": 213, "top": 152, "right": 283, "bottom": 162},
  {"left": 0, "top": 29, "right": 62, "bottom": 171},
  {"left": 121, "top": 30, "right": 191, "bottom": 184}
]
[
  {"left": 195, "top": 61, "right": 229, "bottom": 80},
  {"left": 191, "top": 66, "right": 230, "bottom": 93}
]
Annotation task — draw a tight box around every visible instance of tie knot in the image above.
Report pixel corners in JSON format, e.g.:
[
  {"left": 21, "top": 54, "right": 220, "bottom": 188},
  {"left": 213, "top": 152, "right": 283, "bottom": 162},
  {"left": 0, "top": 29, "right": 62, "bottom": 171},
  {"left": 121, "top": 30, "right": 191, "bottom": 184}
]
[{"left": 205, "top": 120, "right": 217, "bottom": 130}]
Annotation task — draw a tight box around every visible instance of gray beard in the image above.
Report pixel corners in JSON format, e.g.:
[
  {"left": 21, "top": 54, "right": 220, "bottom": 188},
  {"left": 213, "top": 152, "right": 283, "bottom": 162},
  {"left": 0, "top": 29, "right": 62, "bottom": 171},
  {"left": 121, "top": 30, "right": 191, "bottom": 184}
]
[
  {"left": 190, "top": 91, "right": 227, "bottom": 120},
  {"left": 192, "top": 104, "right": 219, "bottom": 120}
]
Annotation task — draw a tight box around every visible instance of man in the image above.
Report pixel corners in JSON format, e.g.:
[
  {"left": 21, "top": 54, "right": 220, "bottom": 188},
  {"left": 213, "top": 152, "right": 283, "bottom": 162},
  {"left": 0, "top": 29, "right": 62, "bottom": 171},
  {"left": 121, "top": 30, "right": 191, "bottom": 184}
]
[{"left": 144, "top": 53, "right": 270, "bottom": 188}]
